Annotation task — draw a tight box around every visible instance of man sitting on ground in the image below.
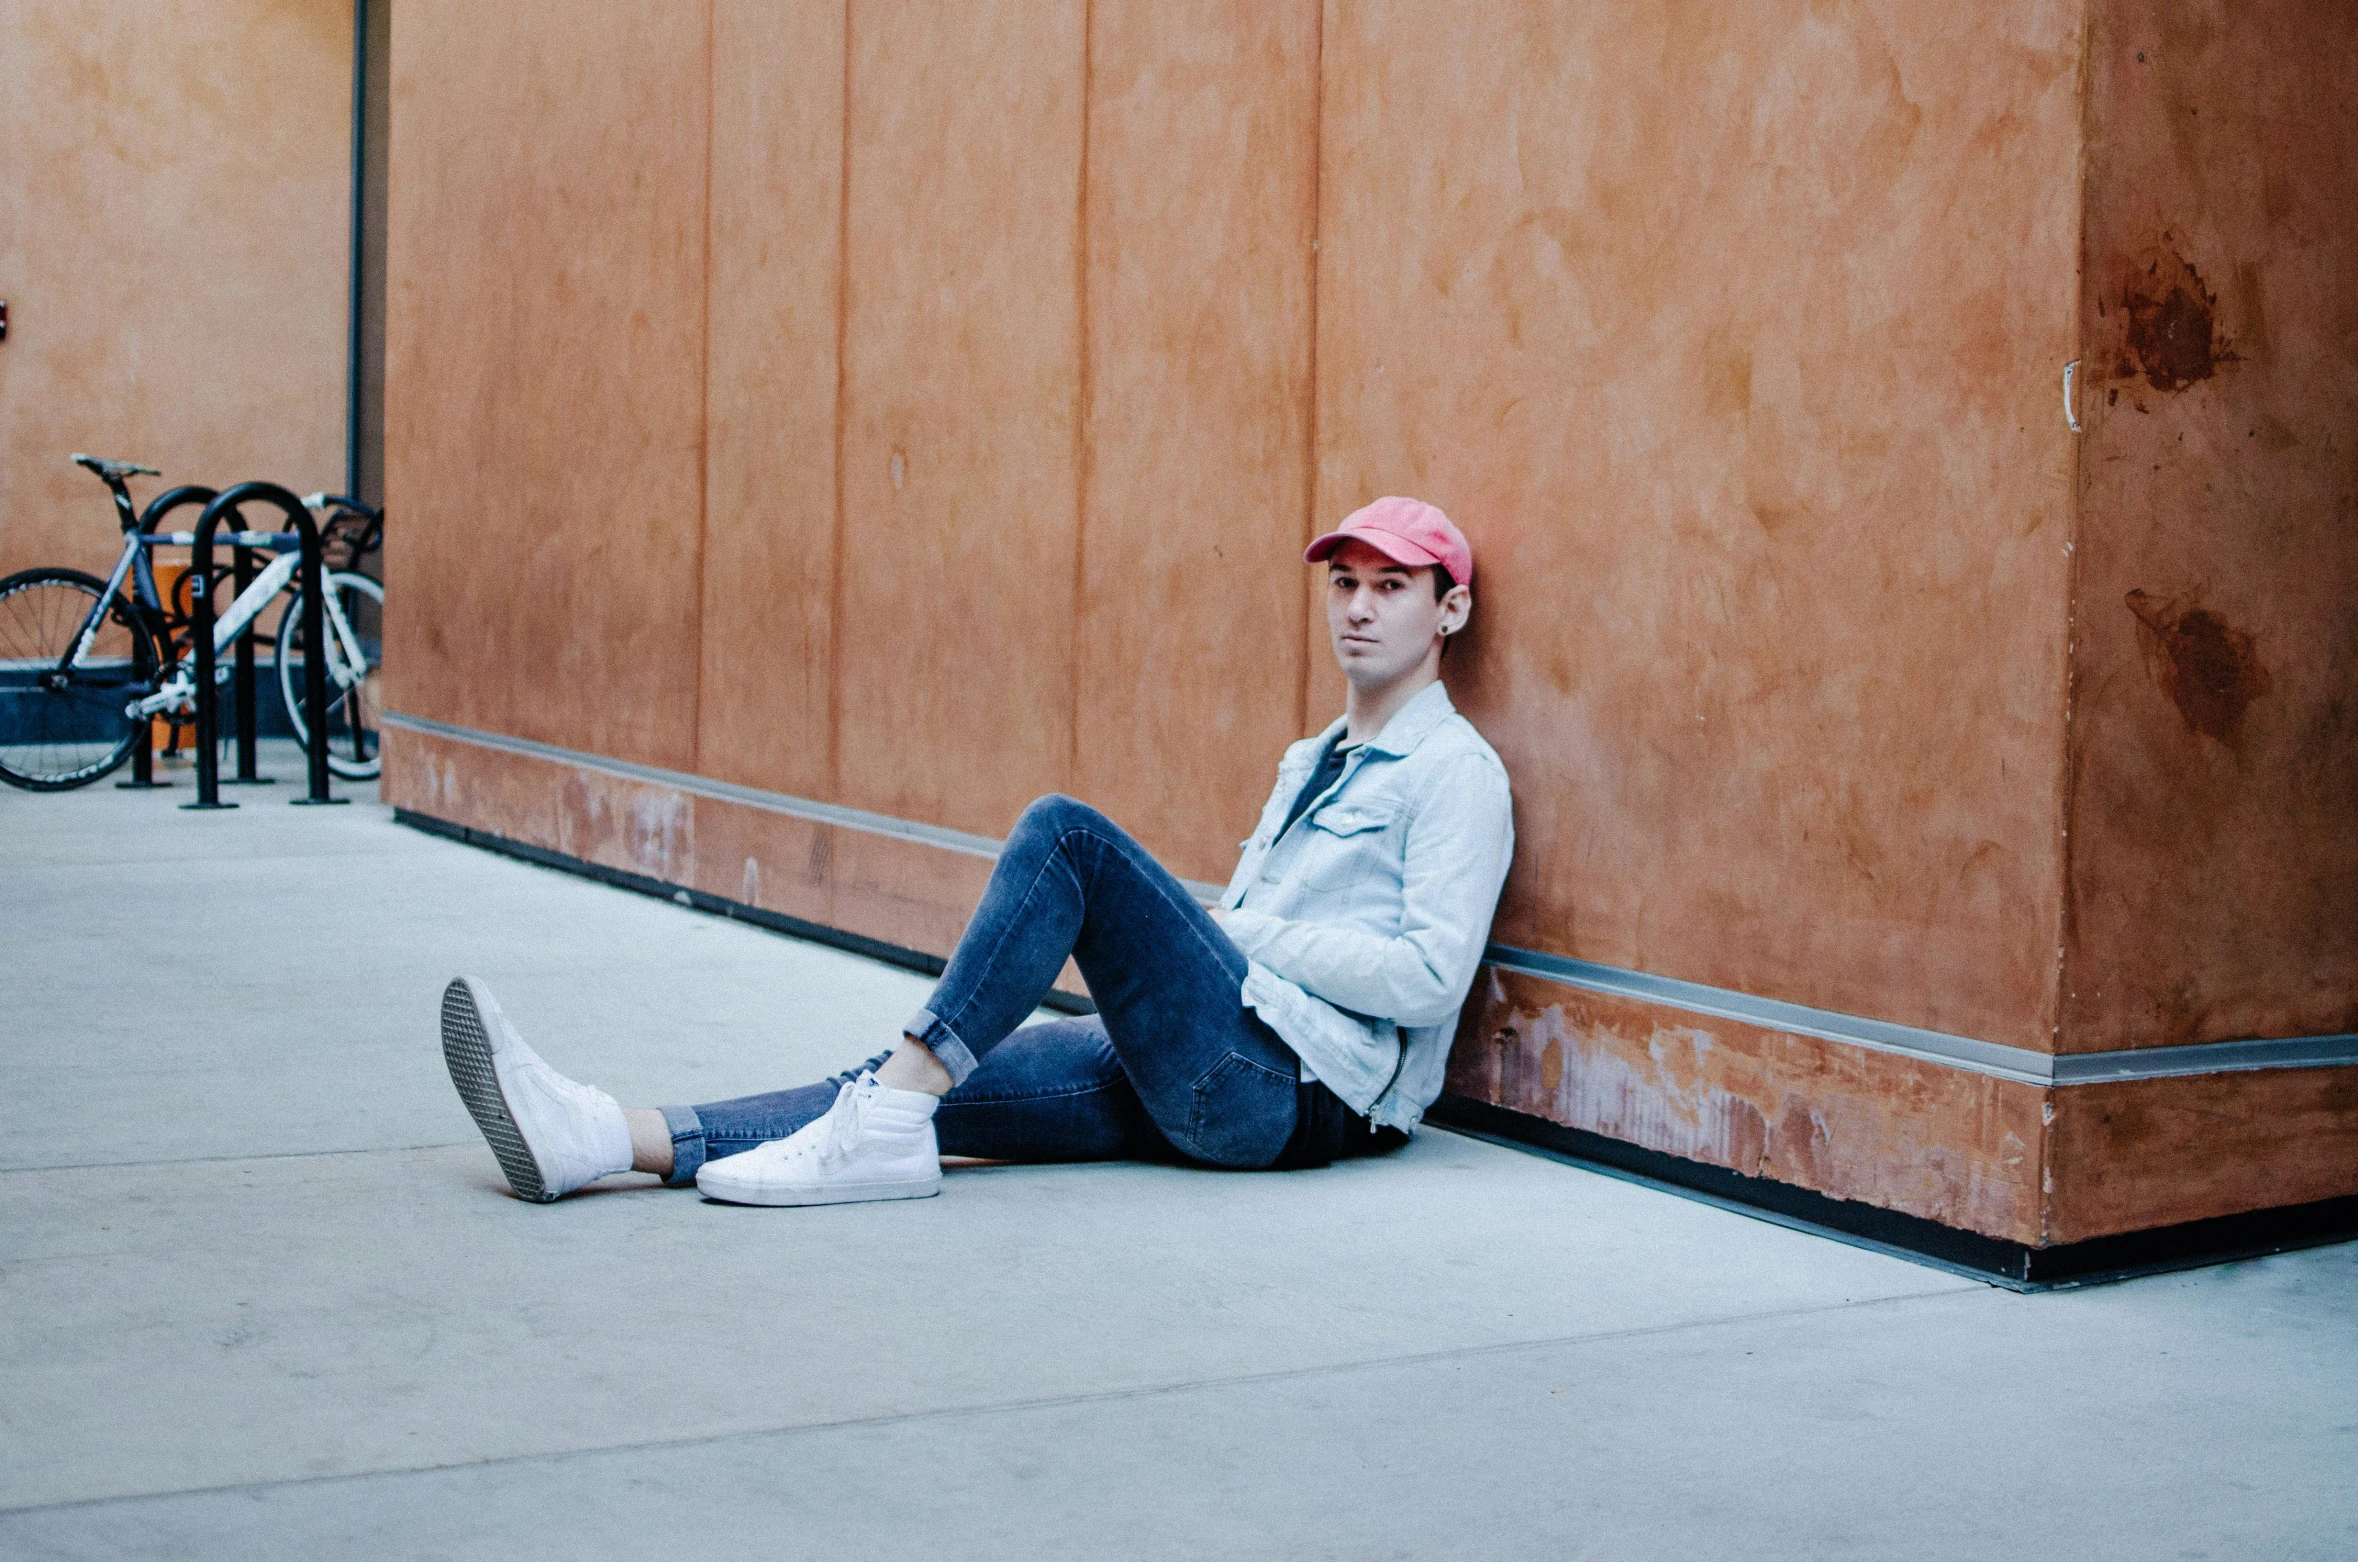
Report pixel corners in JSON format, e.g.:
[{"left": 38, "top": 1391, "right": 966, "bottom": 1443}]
[{"left": 440, "top": 496, "right": 1514, "bottom": 1206}]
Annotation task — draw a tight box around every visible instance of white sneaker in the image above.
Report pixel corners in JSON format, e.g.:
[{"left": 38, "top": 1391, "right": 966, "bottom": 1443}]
[
  {"left": 440, "top": 976, "right": 632, "bottom": 1202},
  {"left": 696, "top": 1074, "right": 942, "bottom": 1207}
]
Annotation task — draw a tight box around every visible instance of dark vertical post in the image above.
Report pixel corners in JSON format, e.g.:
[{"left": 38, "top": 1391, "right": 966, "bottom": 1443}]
[
  {"left": 180, "top": 505, "right": 234, "bottom": 810},
  {"left": 228, "top": 540, "right": 268, "bottom": 783},
  {"left": 119, "top": 485, "right": 212, "bottom": 788},
  {"left": 292, "top": 514, "right": 340, "bottom": 804},
  {"left": 201, "top": 484, "right": 341, "bottom": 807},
  {"left": 345, "top": 0, "right": 368, "bottom": 502},
  {"left": 118, "top": 613, "right": 160, "bottom": 789}
]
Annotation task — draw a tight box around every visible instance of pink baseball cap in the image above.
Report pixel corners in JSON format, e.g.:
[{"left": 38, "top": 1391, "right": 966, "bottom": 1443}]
[{"left": 1304, "top": 496, "right": 1472, "bottom": 587}]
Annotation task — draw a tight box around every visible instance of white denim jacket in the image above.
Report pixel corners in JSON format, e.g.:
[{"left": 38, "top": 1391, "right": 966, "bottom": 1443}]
[{"left": 1217, "top": 680, "right": 1514, "bottom": 1132}]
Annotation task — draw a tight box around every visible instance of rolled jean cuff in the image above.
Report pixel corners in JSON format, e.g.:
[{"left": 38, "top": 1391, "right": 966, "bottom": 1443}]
[
  {"left": 658, "top": 1103, "right": 707, "bottom": 1186},
  {"left": 904, "top": 1008, "right": 980, "bottom": 1087}
]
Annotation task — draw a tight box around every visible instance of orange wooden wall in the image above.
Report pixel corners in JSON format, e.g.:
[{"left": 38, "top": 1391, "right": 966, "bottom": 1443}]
[
  {"left": 383, "top": 1, "right": 2357, "bottom": 1242},
  {"left": 2064, "top": 0, "right": 2358, "bottom": 1054},
  {"left": 390, "top": 0, "right": 1323, "bottom": 892},
  {"left": 0, "top": 2, "right": 353, "bottom": 581},
  {"left": 387, "top": 0, "right": 2080, "bottom": 1023},
  {"left": 1311, "top": 4, "right": 2081, "bottom": 1051}
]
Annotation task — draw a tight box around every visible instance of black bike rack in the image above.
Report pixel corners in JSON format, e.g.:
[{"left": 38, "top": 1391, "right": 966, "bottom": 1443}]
[
  {"left": 129, "top": 491, "right": 284, "bottom": 790},
  {"left": 114, "top": 486, "right": 217, "bottom": 790},
  {"left": 227, "top": 533, "right": 273, "bottom": 787},
  {"left": 184, "top": 484, "right": 344, "bottom": 809}
]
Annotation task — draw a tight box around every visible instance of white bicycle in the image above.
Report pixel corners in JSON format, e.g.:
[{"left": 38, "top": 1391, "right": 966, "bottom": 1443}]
[{"left": 0, "top": 455, "right": 384, "bottom": 790}]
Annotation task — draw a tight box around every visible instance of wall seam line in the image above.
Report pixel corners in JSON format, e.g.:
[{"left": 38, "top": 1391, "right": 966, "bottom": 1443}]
[
  {"left": 691, "top": 0, "right": 715, "bottom": 778},
  {"left": 1069, "top": 0, "right": 1094, "bottom": 796},
  {"left": 1298, "top": 0, "right": 1327, "bottom": 741},
  {"left": 2048, "top": 0, "right": 2100, "bottom": 1244},
  {"left": 827, "top": 0, "right": 854, "bottom": 817}
]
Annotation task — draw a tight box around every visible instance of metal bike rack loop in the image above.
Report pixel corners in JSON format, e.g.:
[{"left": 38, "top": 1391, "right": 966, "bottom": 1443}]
[
  {"left": 226, "top": 534, "right": 273, "bottom": 788},
  {"left": 114, "top": 485, "right": 217, "bottom": 790},
  {"left": 185, "top": 484, "right": 344, "bottom": 809}
]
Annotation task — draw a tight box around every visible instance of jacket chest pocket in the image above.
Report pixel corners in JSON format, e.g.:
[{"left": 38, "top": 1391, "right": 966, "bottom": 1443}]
[{"left": 1297, "top": 801, "right": 1402, "bottom": 892}]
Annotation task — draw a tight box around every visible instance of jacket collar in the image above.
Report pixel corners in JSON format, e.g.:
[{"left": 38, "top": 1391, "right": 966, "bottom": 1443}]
[{"left": 1306, "top": 678, "right": 1458, "bottom": 761}]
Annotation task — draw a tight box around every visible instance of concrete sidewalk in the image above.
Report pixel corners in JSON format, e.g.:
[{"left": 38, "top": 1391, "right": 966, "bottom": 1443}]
[{"left": 4, "top": 744, "right": 2352, "bottom": 1560}]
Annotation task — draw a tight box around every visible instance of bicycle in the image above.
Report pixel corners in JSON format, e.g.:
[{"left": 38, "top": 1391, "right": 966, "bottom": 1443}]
[{"left": 0, "top": 454, "right": 385, "bottom": 791}]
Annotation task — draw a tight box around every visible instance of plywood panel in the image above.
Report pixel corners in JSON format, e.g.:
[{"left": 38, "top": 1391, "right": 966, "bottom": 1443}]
[
  {"left": 685, "top": 795, "right": 835, "bottom": 933},
  {"left": 696, "top": 0, "right": 845, "bottom": 799},
  {"left": 824, "top": 826, "right": 1002, "bottom": 967},
  {"left": 0, "top": 1, "right": 350, "bottom": 580},
  {"left": 1450, "top": 965, "right": 2047, "bottom": 1242},
  {"left": 1316, "top": 2, "right": 2082, "bottom": 1049},
  {"left": 1069, "top": 0, "right": 1320, "bottom": 883},
  {"left": 2061, "top": 2, "right": 2358, "bottom": 1050},
  {"left": 833, "top": 0, "right": 1086, "bottom": 837},
  {"left": 2046, "top": 1067, "right": 2358, "bottom": 1242},
  {"left": 382, "top": 2, "right": 709, "bottom": 769}
]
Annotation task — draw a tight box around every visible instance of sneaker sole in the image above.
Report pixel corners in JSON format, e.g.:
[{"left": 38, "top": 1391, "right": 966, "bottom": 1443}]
[
  {"left": 440, "top": 978, "right": 555, "bottom": 1203},
  {"left": 697, "top": 1174, "right": 942, "bottom": 1208}
]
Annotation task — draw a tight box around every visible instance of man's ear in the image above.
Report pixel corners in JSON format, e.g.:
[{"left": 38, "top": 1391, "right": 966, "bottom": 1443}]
[{"left": 1439, "top": 583, "right": 1472, "bottom": 638}]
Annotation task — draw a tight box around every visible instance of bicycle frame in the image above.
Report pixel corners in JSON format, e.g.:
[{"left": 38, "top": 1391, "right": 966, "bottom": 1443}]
[
  {"left": 46, "top": 479, "right": 371, "bottom": 723},
  {"left": 49, "top": 467, "right": 201, "bottom": 679},
  {"left": 125, "top": 549, "right": 368, "bottom": 719},
  {"left": 63, "top": 528, "right": 156, "bottom": 674},
  {"left": 10, "top": 459, "right": 382, "bottom": 794}
]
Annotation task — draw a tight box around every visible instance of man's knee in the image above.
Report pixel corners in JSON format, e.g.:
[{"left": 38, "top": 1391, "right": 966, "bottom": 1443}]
[{"left": 1014, "top": 793, "right": 1107, "bottom": 839}]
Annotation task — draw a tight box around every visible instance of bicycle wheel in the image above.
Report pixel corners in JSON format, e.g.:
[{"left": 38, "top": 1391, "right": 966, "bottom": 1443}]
[
  {"left": 276, "top": 569, "right": 383, "bottom": 779},
  {"left": 0, "top": 567, "right": 161, "bottom": 790}
]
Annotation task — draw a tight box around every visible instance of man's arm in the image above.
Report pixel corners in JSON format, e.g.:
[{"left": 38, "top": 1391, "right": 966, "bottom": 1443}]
[{"left": 1218, "top": 753, "right": 1512, "bottom": 1027}]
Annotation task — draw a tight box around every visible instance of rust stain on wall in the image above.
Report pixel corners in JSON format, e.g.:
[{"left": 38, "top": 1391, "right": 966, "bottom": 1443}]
[
  {"left": 2065, "top": 0, "right": 2358, "bottom": 1052},
  {"left": 2114, "top": 250, "right": 2235, "bottom": 392},
  {"left": 1455, "top": 960, "right": 2358, "bottom": 1244},
  {"left": 383, "top": 730, "right": 1098, "bottom": 997},
  {"left": 1449, "top": 966, "right": 2046, "bottom": 1242},
  {"left": 2123, "top": 590, "right": 2270, "bottom": 747}
]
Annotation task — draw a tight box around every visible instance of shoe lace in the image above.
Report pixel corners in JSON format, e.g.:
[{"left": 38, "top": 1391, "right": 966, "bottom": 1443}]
[{"left": 816, "top": 1076, "right": 875, "bottom": 1166}]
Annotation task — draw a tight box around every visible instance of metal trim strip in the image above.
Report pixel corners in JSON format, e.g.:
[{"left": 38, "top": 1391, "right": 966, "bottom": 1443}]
[
  {"left": 1475, "top": 952, "right": 2358, "bottom": 1087},
  {"left": 380, "top": 709, "right": 1226, "bottom": 901},
  {"left": 1474, "top": 946, "right": 2062, "bottom": 1085},
  {"left": 383, "top": 709, "right": 2357, "bottom": 1088}
]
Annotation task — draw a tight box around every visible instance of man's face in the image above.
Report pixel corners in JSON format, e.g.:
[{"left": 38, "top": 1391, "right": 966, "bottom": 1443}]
[{"left": 1324, "top": 538, "right": 1469, "bottom": 688}]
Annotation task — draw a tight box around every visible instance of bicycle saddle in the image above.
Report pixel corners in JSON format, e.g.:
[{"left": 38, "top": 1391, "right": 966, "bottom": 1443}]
[{"left": 71, "top": 453, "right": 161, "bottom": 479}]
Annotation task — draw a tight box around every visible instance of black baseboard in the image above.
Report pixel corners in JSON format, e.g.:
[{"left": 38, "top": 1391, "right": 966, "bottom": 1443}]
[
  {"left": 392, "top": 808, "right": 1097, "bottom": 1017},
  {"left": 1428, "top": 1094, "right": 2358, "bottom": 1291}
]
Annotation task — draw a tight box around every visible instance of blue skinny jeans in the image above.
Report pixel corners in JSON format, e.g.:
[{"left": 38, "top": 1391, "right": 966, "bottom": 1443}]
[{"left": 659, "top": 795, "right": 1405, "bottom": 1182}]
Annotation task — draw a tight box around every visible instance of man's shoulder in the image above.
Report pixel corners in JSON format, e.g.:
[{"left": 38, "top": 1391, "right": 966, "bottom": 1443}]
[
  {"left": 1381, "top": 712, "right": 1510, "bottom": 828},
  {"left": 1415, "top": 709, "right": 1510, "bottom": 784}
]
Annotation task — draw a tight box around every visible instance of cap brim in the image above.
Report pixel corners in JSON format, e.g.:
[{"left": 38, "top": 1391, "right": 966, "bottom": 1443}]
[{"left": 1304, "top": 527, "right": 1445, "bottom": 568}]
